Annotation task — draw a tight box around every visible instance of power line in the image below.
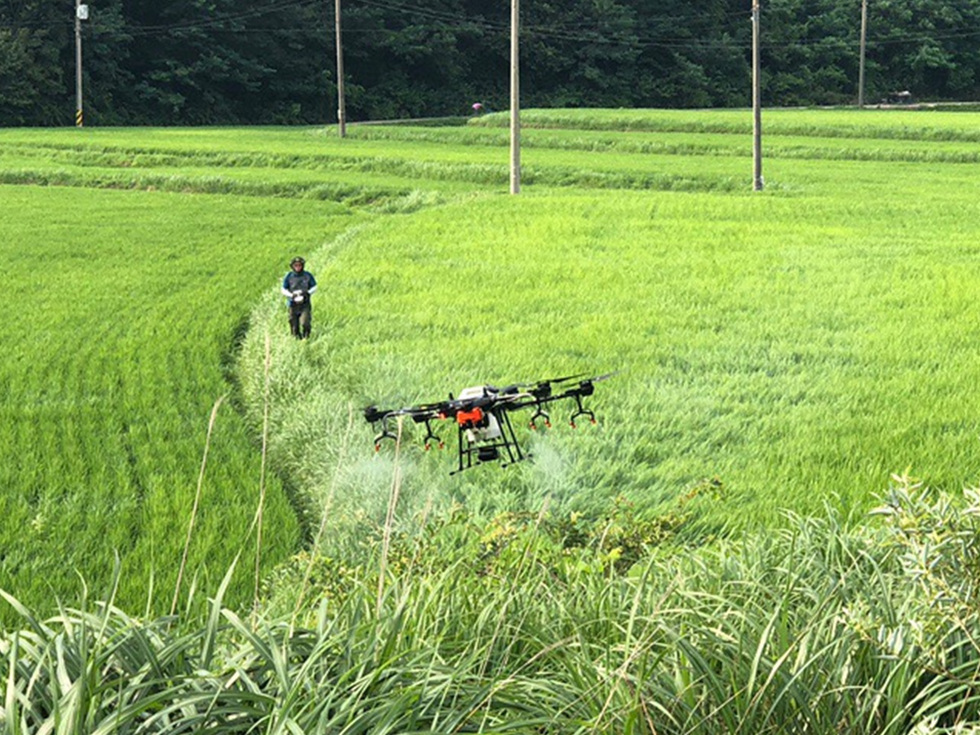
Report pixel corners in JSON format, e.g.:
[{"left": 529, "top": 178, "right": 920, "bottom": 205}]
[
  {"left": 4, "top": 2, "right": 980, "bottom": 53},
  {"left": 125, "top": 0, "right": 323, "bottom": 37}
]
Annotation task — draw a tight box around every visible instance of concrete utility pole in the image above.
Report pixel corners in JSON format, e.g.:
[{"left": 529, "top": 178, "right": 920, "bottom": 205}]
[
  {"left": 75, "top": 0, "right": 88, "bottom": 127},
  {"left": 858, "top": 0, "right": 868, "bottom": 106},
  {"left": 335, "top": 0, "right": 347, "bottom": 137},
  {"left": 510, "top": 0, "right": 520, "bottom": 194},
  {"left": 751, "top": 0, "right": 763, "bottom": 191}
]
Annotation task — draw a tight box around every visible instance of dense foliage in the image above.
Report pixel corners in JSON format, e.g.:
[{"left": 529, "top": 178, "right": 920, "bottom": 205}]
[
  {"left": 5, "top": 483, "right": 980, "bottom": 733},
  {"left": 3, "top": 0, "right": 980, "bottom": 126}
]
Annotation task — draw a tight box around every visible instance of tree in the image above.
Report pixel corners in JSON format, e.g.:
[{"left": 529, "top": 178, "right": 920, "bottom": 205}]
[
  {"left": 0, "top": 1, "right": 69, "bottom": 125},
  {"left": 871, "top": 0, "right": 980, "bottom": 100},
  {"left": 3, "top": 0, "right": 980, "bottom": 126}
]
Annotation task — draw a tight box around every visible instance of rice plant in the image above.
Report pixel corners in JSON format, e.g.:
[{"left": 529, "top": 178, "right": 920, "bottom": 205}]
[{"left": 0, "top": 185, "right": 361, "bottom": 620}]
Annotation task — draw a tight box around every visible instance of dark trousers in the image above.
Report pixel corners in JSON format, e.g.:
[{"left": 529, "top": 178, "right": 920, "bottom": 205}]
[{"left": 289, "top": 303, "right": 312, "bottom": 339}]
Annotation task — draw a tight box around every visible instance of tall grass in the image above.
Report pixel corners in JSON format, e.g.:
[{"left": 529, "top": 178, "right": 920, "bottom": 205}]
[{"left": 4, "top": 495, "right": 980, "bottom": 733}]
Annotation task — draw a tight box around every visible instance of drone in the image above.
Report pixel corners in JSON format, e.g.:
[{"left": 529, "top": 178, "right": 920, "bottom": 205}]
[{"left": 364, "top": 372, "right": 615, "bottom": 475}]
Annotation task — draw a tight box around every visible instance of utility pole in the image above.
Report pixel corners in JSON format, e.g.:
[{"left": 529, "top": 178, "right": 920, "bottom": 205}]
[
  {"left": 75, "top": 0, "right": 88, "bottom": 127},
  {"left": 858, "top": 0, "right": 868, "bottom": 106},
  {"left": 510, "top": 0, "right": 520, "bottom": 194},
  {"left": 335, "top": 0, "right": 347, "bottom": 137},
  {"left": 751, "top": 0, "right": 763, "bottom": 191}
]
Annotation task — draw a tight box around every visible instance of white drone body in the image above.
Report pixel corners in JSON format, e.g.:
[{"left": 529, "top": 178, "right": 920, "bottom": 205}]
[{"left": 456, "top": 385, "right": 503, "bottom": 443}]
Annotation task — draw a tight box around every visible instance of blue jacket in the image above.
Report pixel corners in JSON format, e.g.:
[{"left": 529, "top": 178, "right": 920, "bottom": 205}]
[{"left": 282, "top": 271, "right": 317, "bottom": 305}]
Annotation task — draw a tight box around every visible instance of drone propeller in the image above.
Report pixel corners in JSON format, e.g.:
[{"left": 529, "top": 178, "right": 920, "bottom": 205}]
[
  {"left": 584, "top": 370, "right": 620, "bottom": 384},
  {"left": 571, "top": 370, "right": 621, "bottom": 395},
  {"left": 510, "top": 373, "right": 588, "bottom": 390},
  {"left": 539, "top": 372, "right": 590, "bottom": 385}
]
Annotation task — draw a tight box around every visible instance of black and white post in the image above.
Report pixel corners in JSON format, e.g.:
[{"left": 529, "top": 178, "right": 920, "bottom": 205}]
[
  {"left": 510, "top": 0, "right": 520, "bottom": 194},
  {"left": 75, "top": 0, "right": 88, "bottom": 127},
  {"left": 752, "top": 0, "right": 763, "bottom": 191}
]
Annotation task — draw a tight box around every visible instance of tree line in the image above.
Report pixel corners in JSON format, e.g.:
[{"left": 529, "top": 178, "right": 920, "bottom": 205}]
[{"left": 1, "top": 0, "right": 979, "bottom": 127}]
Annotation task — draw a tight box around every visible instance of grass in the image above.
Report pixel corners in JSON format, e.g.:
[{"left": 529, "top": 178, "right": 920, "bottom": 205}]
[
  {"left": 4, "top": 497, "right": 980, "bottom": 734},
  {"left": 241, "top": 186, "right": 980, "bottom": 541},
  {"left": 0, "top": 184, "right": 362, "bottom": 619},
  {"left": 2, "top": 106, "right": 980, "bottom": 731},
  {"left": 472, "top": 106, "right": 980, "bottom": 141},
  {"left": 2, "top": 108, "right": 980, "bottom": 615},
  {"left": 354, "top": 123, "right": 980, "bottom": 164}
]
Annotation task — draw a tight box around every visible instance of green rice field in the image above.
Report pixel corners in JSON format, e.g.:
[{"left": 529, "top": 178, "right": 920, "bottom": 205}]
[
  {"left": 1, "top": 107, "right": 980, "bottom": 615},
  {"left": 3, "top": 107, "right": 980, "bottom": 732},
  {"left": 0, "top": 185, "right": 359, "bottom": 617}
]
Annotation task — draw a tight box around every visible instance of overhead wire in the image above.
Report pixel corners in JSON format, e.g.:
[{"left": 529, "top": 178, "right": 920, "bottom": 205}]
[
  {"left": 125, "top": 0, "right": 324, "bottom": 37},
  {"left": 4, "top": 0, "right": 980, "bottom": 52}
]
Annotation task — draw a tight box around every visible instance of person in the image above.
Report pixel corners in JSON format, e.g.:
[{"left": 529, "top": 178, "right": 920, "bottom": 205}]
[{"left": 281, "top": 256, "right": 317, "bottom": 339}]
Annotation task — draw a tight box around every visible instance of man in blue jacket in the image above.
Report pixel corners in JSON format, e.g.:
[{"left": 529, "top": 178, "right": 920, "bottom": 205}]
[{"left": 281, "top": 256, "right": 317, "bottom": 339}]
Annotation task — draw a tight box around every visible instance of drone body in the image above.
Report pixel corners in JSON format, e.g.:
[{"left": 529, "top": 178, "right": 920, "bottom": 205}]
[{"left": 364, "top": 373, "right": 615, "bottom": 474}]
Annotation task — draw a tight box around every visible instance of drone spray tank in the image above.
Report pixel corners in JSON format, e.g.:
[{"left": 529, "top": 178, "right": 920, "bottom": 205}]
[{"left": 454, "top": 386, "right": 504, "bottom": 461}]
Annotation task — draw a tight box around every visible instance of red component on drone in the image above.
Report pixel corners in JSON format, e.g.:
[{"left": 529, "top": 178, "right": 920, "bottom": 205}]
[{"left": 456, "top": 407, "right": 485, "bottom": 428}]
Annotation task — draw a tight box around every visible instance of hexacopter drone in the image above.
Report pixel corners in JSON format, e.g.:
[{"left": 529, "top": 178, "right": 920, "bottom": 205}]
[{"left": 364, "top": 372, "right": 615, "bottom": 474}]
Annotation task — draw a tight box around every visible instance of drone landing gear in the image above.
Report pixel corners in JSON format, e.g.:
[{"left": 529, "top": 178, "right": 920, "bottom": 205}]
[{"left": 451, "top": 408, "right": 528, "bottom": 475}]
